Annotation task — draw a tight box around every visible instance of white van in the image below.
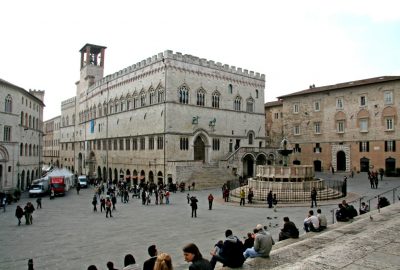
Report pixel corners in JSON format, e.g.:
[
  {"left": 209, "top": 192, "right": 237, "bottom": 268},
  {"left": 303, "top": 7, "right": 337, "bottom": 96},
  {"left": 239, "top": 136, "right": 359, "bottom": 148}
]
[{"left": 78, "top": 175, "right": 88, "bottom": 188}]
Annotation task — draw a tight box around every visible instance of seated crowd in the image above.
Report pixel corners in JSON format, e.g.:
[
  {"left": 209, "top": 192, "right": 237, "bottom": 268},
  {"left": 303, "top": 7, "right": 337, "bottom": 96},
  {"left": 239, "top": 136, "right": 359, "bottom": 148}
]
[{"left": 88, "top": 200, "right": 380, "bottom": 270}]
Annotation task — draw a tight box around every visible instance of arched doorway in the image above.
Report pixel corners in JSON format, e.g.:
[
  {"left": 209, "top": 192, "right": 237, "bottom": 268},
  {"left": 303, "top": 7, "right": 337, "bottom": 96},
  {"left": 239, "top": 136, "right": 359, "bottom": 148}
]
[
  {"left": 336, "top": 151, "right": 346, "bottom": 171},
  {"left": 256, "top": 154, "right": 267, "bottom": 166},
  {"left": 119, "top": 169, "right": 124, "bottom": 181},
  {"left": 97, "top": 166, "right": 102, "bottom": 181},
  {"left": 126, "top": 169, "right": 131, "bottom": 185},
  {"left": 21, "top": 170, "right": 25, "bottom": 190},
  {"left": 149, "top": 171, "right": 154, "bottom": 182},
  {"left": 78, "top": 153, "right": 83, "bottom": 175},
  {"left": 31, "top": 170, "right": 35, "bottom": 181},
  {"left": 140, "top": 170, "right": 145, "bottom": 184},
  {"left": 293, "top": 160, "right": 301, "bottom": 165},
  {"left": 103, "top": 167, "right": 107, "bottom": 181},
  {"left": 157, "top": 171, "right": 163, "bottom": 185},
  {"left": 0, "top": 165, "right": 2, "bottom": 190},
  {"left": 108, "top": 168, "right": 112, "bottom": 182},
  {"left": 114, "top": 168, "right": 118, "bottom": 182},
  {"left": 267, "top": 153, "right": 275, "bottom": 165},
  {"left": 360, "top": 157, "right": 370, "bottom": 172},
  {"left": 314, "top": 160, "right": 322, "bottom": 172},
  {"left": 194, "top": 136, "right": 205, "bottom": 161},
  {"left": 385, "top": 157, "right": 396, "bottom": 176},
  {"left": 88, "top": 151, "right": 96, "bottom": 178},
  {"left": 27, "top": 170, "right": 31, "bottom": 188},
  {"left": 242, "top": 154, "right": 255, "bottom": 178},
  {"left": 132, "top": 170, "right": 138, "bottom": 185}
]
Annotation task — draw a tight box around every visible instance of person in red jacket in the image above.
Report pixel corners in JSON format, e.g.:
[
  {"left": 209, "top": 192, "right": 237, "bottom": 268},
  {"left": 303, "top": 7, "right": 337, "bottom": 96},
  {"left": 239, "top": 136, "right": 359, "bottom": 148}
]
[{"left": 208, "top": 194, "right": 214, "bottom": 210}]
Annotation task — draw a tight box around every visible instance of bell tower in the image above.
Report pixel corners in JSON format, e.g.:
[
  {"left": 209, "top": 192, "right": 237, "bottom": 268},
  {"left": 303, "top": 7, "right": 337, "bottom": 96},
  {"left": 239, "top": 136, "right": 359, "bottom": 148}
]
[{"left": 78, "top": 44, "right": 107, "bottom": 91}]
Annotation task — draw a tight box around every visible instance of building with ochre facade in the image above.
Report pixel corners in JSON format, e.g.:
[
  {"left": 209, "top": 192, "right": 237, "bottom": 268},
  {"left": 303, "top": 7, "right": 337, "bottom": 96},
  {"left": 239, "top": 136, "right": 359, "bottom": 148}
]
[{"left": 265, "top": 76, "right": 400, "bottom": 174}]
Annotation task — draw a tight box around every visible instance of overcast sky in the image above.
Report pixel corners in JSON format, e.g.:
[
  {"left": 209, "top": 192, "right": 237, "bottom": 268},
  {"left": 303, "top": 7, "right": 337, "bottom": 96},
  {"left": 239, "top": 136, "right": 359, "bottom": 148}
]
[{"left": 1, "top": 0, "right": 399, "bottom": 120}]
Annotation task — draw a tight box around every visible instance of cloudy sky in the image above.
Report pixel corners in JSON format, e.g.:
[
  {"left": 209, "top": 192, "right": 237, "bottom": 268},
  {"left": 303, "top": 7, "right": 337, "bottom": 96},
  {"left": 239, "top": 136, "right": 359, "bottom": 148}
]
[{"left": 1, "top": 0, "right": 399, "bottom": 120}]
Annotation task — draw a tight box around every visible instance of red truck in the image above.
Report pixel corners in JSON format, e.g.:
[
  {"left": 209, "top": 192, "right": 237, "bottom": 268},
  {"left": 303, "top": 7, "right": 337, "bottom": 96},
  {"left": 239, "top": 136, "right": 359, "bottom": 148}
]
[{"left": 50, "top": 176, "right": 66, "bottom": 196}]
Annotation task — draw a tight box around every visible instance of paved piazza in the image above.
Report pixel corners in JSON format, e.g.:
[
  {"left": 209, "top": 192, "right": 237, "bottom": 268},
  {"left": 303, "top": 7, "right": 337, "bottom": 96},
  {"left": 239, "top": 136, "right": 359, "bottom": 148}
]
[{"left": 0, "top": 172, "right": 399, "bottom": 270}]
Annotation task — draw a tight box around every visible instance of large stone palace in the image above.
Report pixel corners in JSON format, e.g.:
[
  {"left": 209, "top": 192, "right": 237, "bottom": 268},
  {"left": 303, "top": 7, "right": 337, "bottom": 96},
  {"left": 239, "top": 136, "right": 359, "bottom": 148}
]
[{"left": 58, "top": 44, "right": 267, "bottom": 185}]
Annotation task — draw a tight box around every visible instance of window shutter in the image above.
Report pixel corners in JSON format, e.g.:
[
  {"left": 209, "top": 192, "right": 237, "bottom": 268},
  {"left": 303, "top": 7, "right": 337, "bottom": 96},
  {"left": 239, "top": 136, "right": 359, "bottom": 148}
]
[
  {"left": 366, "top": 141, "right": 369, "bottom": 152},
  {"left": 359, "top": 142, "right": 362, "bottom": 152},
  {"left": 394, "top": 141, "right": 396, "bottom": 152},
  {"left": 385, "top": 141, "right": 387, "bottom": 152}
]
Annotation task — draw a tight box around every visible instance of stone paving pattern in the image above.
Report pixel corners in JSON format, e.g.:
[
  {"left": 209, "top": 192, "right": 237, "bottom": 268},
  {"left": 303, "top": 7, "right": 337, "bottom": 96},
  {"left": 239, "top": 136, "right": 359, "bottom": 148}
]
[{"left": 0, "top": 172, "right": 399, "bottom": 269}]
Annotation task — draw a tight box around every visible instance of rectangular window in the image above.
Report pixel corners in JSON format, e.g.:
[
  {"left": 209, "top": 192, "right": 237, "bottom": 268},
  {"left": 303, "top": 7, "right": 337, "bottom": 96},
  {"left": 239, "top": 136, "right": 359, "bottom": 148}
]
[
  {"left": 3, "top": 126, "right": 11, "bottom": 141},
  {"left": 149, "top": 137, "right": 154, "bottom": 150},
  {"left": 313, "top": 143, "right": 322, "bottom": 153},
  {"left": 157, "top": 136, "right": 163, "bottom": 150},
  {"left": 212, "top": 138, "right": 220, "bottom": 151},
  {"left": 132, "top": 138, "right": 138, "bottom": 151},
  {"left": 180, "top": 137, "right": 189, "bottom": 150},
  {"left": 314, "top": 122, "right": 321, "bottom": 134},
  {"left": 386, "top": 117, "right": 394, "bottom": 130},
  {"left": 359, "top": 119, "right": 368, "bottom": 132},
  {"left": 337, "top": 121, "right": 345, "bottom": 133},
  {"left": 336, "top": 97, "right": 344, "bottom": 109},
  {"left": 119, "top": 139, "right": 124, "bottom": 150},
  {"left": 140, "top": 137, "right": 145, "bottom": 150},
  {"left": 384, "top": 91, "right": 393, "bottom": 105},
  {"left": 293, "top": 103, "right": 299, "bottom": 114},
  {"left": 359, "top": 141, "right": 369, "bottom": 152},
  {"left": 113, "top": 140, "right": 118, "bottom": 150},
  {"left": 102, "top": 140, "right": 106, "bottom": 150},
  {"left": 294, "top": 125, "right": 300, "bottom": 135},
  {"left": 108, "top": 140, "right": 112, "bottom": 150},
  {"left": 97, "top": 140, "right": 101, "bottom": 150},
  {"left": 274, "top": 113, "right": 279, "bottom": 119},
  {"left": 125, "top": 138, "right": 130, "bottom": 150},
  {"left": 314, "top": 100, "right": 320, "bottom": 111},
  {"left": 293, "top": 143, "right": 301, "bottom": 153},
  {"left": 385, "top": 140, "right": 396, "bottom": 152},
  {"left": 360, "top": 95, "right": 367, "bottom": 106}
]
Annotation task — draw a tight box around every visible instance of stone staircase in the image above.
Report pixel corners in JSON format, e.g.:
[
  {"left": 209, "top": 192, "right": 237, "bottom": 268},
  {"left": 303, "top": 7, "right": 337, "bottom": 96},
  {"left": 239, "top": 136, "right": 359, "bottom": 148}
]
[{"left": 183, "top": 164, "right": 239, "bottom": 189}]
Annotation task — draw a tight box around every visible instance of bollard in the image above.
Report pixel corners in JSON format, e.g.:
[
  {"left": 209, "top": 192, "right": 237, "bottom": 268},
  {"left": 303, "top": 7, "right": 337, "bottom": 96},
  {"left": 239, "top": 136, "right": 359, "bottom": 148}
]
[{"left": 28, "top": 258, "right": 34, "bottom": 270}]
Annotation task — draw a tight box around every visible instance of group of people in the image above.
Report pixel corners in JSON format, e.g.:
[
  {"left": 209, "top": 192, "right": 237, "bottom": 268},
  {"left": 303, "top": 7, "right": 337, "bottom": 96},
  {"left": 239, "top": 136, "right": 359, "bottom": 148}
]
[
  {"left": 303, "top": 209, "right": 328, "bottom": 232},
  {"left": 335, "top": 200, "right": 358, "bottom": 222},
  {"left": 15, "top": 202, "right": 35, "bottom": 226},
  {"left": 88, "top": 243, "right": 208, "bottom": 270},
  {"left": 368, "top": 170, "right": 383, "bottom": 189}
]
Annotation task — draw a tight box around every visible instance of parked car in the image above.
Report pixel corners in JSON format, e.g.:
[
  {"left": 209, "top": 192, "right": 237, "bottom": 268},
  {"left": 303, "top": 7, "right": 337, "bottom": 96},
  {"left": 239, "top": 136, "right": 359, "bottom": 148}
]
[
  {"left": 78, "top": 175, "right": 88, "bottom": 188},
  {"left": 29, "top": 184, "right": 48, "bottom": 197}
]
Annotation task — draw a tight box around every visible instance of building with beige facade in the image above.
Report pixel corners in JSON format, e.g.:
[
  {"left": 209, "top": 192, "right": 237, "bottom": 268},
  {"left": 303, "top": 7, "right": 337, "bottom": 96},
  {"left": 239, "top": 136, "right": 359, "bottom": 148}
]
[
  {"left": 43, "top": 116, "right": 61, "bottom": 168},
  {"left": 59, "top": 44, "right": 267, "bottom": 184},
  {"left": 265, "top": 76, "right": 400, "bottom": 174},
  {"left": 0, "top": 79, "right": 45, "bottom": 191}
]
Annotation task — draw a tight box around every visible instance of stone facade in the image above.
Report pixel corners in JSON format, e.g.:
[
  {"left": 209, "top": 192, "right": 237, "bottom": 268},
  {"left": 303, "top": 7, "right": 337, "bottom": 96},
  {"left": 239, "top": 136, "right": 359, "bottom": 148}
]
[
  {"left": 59, "top": 44, "right": 266, "bottom": 183},
  {"left": 265, "top": 76, "right": 400, "bottom": 174},
  {"left": 0, "top": 79, "right": 45, "bottom": 191},
  {"left": 43, "top": 116, "right": 61, "bottom": 167}
]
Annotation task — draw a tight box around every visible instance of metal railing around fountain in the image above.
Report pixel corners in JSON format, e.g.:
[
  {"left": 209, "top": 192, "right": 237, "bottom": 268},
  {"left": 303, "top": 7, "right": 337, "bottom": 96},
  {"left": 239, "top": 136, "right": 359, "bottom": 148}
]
[{"left": 228, "top": 179, "right": 346, "bottom": 203}]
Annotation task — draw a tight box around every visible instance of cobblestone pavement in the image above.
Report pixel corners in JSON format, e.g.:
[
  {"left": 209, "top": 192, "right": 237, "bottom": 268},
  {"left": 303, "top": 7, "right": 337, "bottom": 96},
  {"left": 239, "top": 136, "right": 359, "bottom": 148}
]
[{"left": 0, "top": 172, "right": 399, "bottom": 270}]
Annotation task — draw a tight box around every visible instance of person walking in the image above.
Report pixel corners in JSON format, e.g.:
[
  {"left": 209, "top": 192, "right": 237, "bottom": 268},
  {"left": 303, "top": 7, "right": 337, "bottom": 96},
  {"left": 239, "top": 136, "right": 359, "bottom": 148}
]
[
  {"left": 208, "top": 194, "right": 214, "bottom": 210},
  {"left": 100, "top": 197, "right": 106, "bottom": 212},
  {"left": 190, "top": 196, "right": 198, "bottom": 218},
  {"left": 187, "top": 193, "right": 190, "bottom": 204},
  {"left": 105, "top": 197, "right": 113, "bottom": 218},
  {"left": 92, "top": 195, "right": 98, "bottom": 212},
  {"left": 267, "top": 191, "right": 273, "bottom": 208},
  {"left": 76, "top": 182, "right": 81, "bottom": 195},
  {"left": 239, "top": 189, "right": 245, "bottom": 206},
  {"left": 15, "top": 205, "right": 24, "bottom": 226},
  {"left": 2, "top": 197, "right": 7, "bottom": 212},
  {"left": 143, "top": 245, "right": 158, "bottom": 270},
  {"left": 310, "top": 187, "right": 317, "bottom": 208},
  {"left": 111, "top": 194, "right": 117, "bottom": 210},
  {"left": 36, "top": 197, "right": 42, "bottom": 209}
]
